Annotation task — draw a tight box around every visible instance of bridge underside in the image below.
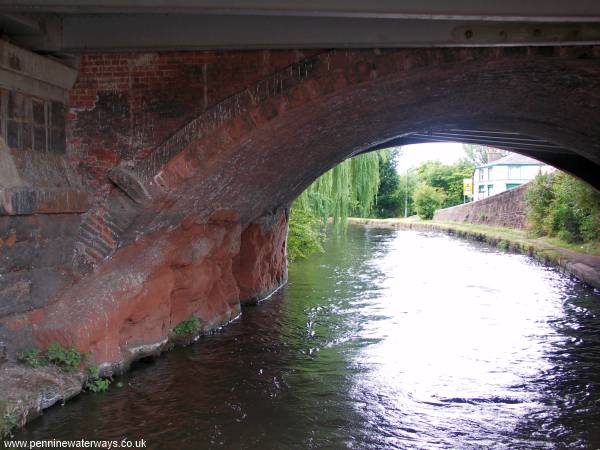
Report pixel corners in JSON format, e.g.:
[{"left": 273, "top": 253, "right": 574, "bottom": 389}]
[{"left": 0, "top": 27, "right": 599, "bottom": 367}]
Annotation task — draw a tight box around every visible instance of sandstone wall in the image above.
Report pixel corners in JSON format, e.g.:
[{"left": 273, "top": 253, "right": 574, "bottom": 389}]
[
  {"left": 2, "top": 207, "right": 288, "bottom": 364},
  {"left": 433, "top": 183, "right": 530, "bottom": 228},
  {"left": 235, "top": 208, "right": 288, "bottom": 304}
]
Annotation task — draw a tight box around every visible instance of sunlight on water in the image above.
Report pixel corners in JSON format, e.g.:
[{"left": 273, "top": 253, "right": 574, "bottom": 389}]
[
  {"left": 349, "top": 231, "right": 569, "bottom": 448},
  {"left": 11, "top": 226, "right": 600, "bottom": 449}
]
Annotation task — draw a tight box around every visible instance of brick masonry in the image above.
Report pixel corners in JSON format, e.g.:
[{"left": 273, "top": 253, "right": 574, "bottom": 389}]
[
  {"left": 68, "top": 50, "right": 318, "bottom": 193},
  {"left": 433, "top": 183, "right": 530, "bottom": 228},
  {"left": 0, "top": 45, "right": 600, "bottom": 368}
]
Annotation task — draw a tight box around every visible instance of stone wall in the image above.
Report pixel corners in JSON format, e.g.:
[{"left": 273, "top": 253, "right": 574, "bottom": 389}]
[
  {"left": 0, "top": 45, "right": 90, "bottom": 346},
  {"left": 433, "top": 183, "right": 530, "bottom": 228},
  {"left": 30, "top": 207, "right": 288, "bottom": 365},
  {"left": 2, "top": 45, "right": 600, "bottom": 368},
  {"left": 235, "top": 208, "right": 288, "bottom": 304}
]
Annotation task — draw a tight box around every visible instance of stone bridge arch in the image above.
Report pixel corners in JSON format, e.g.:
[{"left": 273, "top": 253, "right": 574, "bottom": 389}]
[{"left": 2, "top": 46, "right": 599, "bottom": 366}]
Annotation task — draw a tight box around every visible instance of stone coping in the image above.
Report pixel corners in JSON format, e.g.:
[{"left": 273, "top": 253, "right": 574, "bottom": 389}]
[{"left": 0, "top": 188, "right": 92, "bottom": 215}]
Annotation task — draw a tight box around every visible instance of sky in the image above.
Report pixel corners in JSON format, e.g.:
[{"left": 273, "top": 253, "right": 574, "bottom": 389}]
[{"left": 394, "top": 142, "right": 466, "bottom": 173}]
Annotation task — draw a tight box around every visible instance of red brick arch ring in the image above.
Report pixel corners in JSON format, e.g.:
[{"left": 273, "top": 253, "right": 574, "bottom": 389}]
[{"left": 110, "top": 46, "right": 600, "bottom": 230}]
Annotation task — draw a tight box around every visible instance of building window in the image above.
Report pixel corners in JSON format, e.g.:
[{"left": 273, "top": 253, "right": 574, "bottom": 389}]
[
  {"left": 478, "top": 169, "right": 484, "bottom": 181},
  {"left": 506, "top": 183, "right": 521, "bottom": 190},
  {"left": 509, "top": 166, "right": 521, "bottom": 179},
  {"left": 478, "top": 185, "right": 485, "bottom": 193},
  {"left": 487, "top": 184, "right": 493, "bottom": 196},
  {"left": 488, "top": 167, "right": 494, "bottom": 180}
]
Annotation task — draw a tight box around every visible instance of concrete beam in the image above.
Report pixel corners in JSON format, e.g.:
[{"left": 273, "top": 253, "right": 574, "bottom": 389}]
[
  {"left": 0, "top": 13, "right": 63, "bottom": 51},
  {"left": 0, "top": 40, "right": 76, "bottom": 102},
  {"left": 3, "top": 2, "right": 600, "bottom": 52},
  {"left": 52, "top": 15, "right": 600, "bottom": 51},
  {"left": 3, "top": 1, "right": 600, "bottom": 22}
]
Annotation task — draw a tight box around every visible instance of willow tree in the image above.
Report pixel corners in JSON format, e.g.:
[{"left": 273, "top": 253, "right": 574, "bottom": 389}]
[{"left": 288, "top": 150, "right": 390, "bottom": 261}]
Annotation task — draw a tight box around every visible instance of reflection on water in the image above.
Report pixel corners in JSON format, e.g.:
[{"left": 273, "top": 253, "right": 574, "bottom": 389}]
[{"left": 10, "top": 226, "right": 600, "bottom": 449}]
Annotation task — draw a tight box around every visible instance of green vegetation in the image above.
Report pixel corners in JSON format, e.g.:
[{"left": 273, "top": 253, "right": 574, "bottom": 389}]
[
  {"left": 414, "top": 159, "right": 474, "bottom": 208},
  {"left": 372, "top": 149, "right": 401, "bottom": 218},
  {"left": 16, "top": 342, "right": 85, "bottom": 372},
  {"left": 85, "top": 367, "right": 111, "bottom": 393},
  {"left": 173, "top": 316, "right": 202, "bottom": 335},
  {"left": 462, "top": 144, "right": 507, "bottom": 166},
  {"left": 87, "top": 379, "right": 111, "bottom": 393},
  {"left": 497, "top": 239, "right": 510, "bottom": 251},
  {"left": 51, "top": 343, "right": 86, "bottom": 371},
  {"left": 16, "top": 348, "right": 44, "bottom": 368},
  {"left": 396, "top": 171, "right": 418, "bottom": 218},
  {"left": 413, "top": 184, "right": 446, "bottom": 220},
  {"left": 370, "top": 149, "right": 475, "bottom": 219},
  {"left": 288, "top": 151, "right": 385, "bottom": 261},
  {"left": 287, "top": 148, "right": 481, "bottom": 260},
  {"left": 527, "top": 171, "right": 600, "bottom": 244},
  {"left": 287, "top": 209, "right": 324, "bottom": 262},
  {"left": 379, "top": 158, "right": 475, "bottom": 220},
  {"left": 46, "top": 342, "right": 83, "bottom": 372},
  {"left": 0, "top": 400, "right": 17, "bottom": 438}
]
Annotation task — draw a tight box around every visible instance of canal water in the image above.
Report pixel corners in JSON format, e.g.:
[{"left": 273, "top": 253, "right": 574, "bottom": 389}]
[{"left": 11, "top": 226, "right": 600, "bottom": 449}]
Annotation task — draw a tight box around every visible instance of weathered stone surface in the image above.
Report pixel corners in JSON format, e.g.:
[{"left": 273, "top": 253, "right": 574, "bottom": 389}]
[
  {"left": 235, "top": 208, "right": 288, "bottom": 304},
  {"left": 0, "top": 342, "right": 6, "bottom": 364},
  {"left": 0, "top": 188, "right": 91, "bottom": 215},
  {"left": 434, "top": 183, "right": 530, "bottom": 228},
  {"left": 33, "top": 209, "right": 244, "bottom": 364},
  {"left": 0, "top": 363, "right": 84, "bottom": 437}
]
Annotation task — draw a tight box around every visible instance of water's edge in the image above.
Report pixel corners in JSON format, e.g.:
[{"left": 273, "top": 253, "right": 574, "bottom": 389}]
[
  {"left": 3, "top": 219, "right": 598, "bottom": 440},
  {"left": 6, "top": 224, "right": 600, "bottom": 448},
  {"left": 349, "top": 218, "right": 600, "bottom": 291},
  {"left": 0, "top": 281, "right": 289, "bottom": 439}
]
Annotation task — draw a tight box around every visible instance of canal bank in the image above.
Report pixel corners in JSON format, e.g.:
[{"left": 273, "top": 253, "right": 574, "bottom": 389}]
[
  {"left": 8, "top": 225, "right": 600, "bottom": 448},
  {"left": 349, "top": 217, "right": 600, "bottom": 291}
]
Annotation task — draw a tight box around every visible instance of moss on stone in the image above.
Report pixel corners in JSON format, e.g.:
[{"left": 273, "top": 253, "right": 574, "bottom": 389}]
[
  {"left": 0, "top": 400, "right": 17, "bottom": 439},
  {"left": 173, "top": 316, "right": 202, "bottom": 336}
]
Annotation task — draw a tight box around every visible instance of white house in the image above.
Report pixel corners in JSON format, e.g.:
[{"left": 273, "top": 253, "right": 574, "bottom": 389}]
[{"left": 473, "top": 153, "right": 554, "bottom": 201}]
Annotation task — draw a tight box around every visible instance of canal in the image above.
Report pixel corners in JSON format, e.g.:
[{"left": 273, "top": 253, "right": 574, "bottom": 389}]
[{"left": 12, "top": 226, "right": 600, "bottom": 449}]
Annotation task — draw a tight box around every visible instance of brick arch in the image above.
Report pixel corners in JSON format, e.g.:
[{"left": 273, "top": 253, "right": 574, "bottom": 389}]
[
  {"left": 27, "top": 46, "right": 600, "bottom": 365},
  {"left": 110, "top": 46, "right": 599, "bottom": 232}
]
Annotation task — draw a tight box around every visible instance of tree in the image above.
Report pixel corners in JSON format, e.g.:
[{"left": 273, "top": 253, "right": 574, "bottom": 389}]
[
  {"left": 414, "top": 159, "right": 474, "bottom": 208},
  {"left": 526, "top": 171, "right": 600, "bottom": 243},
  {"left": 287, "top": 209, "right": 324, "bottom": 262},
  {"left": 373, "top": 149, "right": 401, "bottom": 218},
  {"left": 463, "top": 144, "right": 508, "bottom": 166},
  {"left": 397, "top": 171, "right": 418, "bottom": 218},
  {"left": 413, "top": 184, "right": 446, "bottom": 220},
  {"left": 462, "top": 144, "right": 489, "bottom": 166},
  {"left": 288, "top": 150, "right": 388, "bottom": 260}
]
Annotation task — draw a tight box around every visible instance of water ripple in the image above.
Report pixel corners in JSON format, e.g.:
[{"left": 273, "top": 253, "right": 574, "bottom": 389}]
[{"left": 12, "top": 226, "right": 600, "bottom": 450}]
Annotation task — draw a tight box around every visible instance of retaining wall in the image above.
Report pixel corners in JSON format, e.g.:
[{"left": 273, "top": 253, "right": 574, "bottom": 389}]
[{"left": 433, "top": 183, "right": 530, "bottom": 228}]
